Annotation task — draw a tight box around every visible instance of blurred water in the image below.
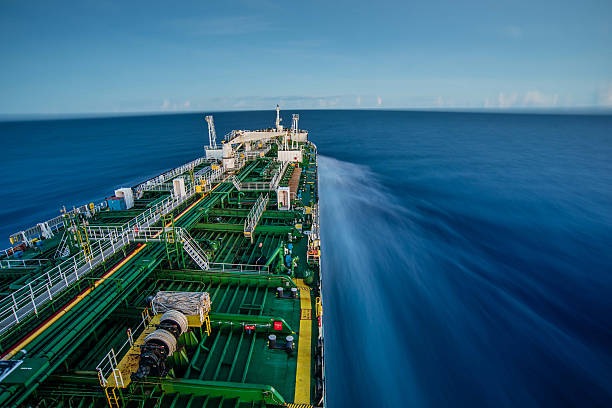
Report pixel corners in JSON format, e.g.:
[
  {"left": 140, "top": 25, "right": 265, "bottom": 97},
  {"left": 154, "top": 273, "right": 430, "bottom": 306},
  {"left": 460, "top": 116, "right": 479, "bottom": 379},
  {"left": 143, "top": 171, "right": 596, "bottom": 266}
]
[
  {"left": 1, "top": 110, "right": 612, "bottom": 407},
  {"left": 315, "top": 111, "right": 612, "bottom": 407}
]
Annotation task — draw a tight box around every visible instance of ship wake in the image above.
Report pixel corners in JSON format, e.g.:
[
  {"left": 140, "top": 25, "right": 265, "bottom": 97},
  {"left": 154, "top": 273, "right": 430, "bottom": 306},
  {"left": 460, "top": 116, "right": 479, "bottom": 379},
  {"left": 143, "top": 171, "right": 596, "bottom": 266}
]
[
  {"left": 318, "top": 156, "right": 425, "bottom": 408},
  {"left": 318, "top": 154, "right": 612, "bottom": 408}
]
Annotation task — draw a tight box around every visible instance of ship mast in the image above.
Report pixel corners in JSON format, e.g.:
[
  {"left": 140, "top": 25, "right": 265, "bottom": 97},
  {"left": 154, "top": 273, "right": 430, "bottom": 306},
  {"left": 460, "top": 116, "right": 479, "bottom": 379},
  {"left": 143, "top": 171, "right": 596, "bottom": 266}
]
[
  {"left": 275, "top": 104, "right": 282, "bottom": 131},
  {"left": 291, "top": 114, "right": 299, "bottom": 149},
  {"left": 205, "top": 115, "right": 217, "bottom": 149}
]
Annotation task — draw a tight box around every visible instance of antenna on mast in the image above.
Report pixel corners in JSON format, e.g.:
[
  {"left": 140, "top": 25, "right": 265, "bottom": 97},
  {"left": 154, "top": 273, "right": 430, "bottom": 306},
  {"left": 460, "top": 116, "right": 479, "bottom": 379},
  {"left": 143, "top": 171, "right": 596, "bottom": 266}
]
[{"left": 205, "top": 115, "right": 217, "bottom": 149}]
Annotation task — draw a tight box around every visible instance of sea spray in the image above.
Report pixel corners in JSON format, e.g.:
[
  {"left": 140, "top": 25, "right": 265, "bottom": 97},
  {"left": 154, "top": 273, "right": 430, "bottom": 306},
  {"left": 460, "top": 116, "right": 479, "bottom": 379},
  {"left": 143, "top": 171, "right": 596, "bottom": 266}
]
[{"left": 319, "top": 156, "right": 425, "bottom": 408}]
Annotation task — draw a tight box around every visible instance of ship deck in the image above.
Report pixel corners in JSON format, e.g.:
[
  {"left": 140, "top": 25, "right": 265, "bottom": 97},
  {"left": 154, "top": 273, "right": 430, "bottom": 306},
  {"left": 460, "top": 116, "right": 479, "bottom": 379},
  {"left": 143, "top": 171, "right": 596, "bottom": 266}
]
[{"left": 0, "top": 136, "right": 322, "bottom": 408}]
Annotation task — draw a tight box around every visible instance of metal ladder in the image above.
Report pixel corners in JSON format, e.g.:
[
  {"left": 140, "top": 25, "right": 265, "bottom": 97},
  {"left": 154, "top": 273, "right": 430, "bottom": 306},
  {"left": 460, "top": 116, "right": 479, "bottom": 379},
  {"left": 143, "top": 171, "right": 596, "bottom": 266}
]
[
  {"left": 105, "top": 387, "right": 120, "bottom": 408},
  {"left": 244, "top": 193, "right": 269, "bottom": 242},
  {"left": 54, "top": 232, "right": 70, "bottom": 258},
  {"left": 179, "top": 230, "right": 209, "bottom": 270},
  {"left": 230, "top": 175, "right": 242, "bottom": 191}
]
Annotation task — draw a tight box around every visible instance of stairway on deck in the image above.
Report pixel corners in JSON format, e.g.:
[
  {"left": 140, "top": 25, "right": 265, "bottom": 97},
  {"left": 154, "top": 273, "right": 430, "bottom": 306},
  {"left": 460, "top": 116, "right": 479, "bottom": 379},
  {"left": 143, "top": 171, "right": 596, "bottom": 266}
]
[{"left": 288, "top": 166, "right": 301, "bottom": 195}]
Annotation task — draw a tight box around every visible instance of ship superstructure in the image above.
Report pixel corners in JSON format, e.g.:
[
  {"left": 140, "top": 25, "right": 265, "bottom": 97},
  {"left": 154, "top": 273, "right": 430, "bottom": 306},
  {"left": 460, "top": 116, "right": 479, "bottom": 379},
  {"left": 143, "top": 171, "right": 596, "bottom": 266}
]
[{"left": 0, "top": 107, "right": 324, "bottom": 408}]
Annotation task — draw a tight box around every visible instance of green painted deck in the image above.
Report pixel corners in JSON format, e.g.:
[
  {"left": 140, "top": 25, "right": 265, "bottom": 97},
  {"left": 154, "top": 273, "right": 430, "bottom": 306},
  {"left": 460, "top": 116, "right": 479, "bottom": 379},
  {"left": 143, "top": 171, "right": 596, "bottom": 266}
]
[{"left": 0, "top": 140, "right": 322, "bottom": 408}]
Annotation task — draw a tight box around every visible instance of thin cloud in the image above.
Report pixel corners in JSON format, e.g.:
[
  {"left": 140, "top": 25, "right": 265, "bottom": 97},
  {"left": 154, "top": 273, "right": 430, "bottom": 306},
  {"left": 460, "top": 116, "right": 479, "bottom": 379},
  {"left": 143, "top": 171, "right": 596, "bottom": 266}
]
[
  {"left": 485, "top": 91, "right": 560, "bottom": 108},
  {"left": 523, "top": 90, "right": 559, "bottom": 106}
]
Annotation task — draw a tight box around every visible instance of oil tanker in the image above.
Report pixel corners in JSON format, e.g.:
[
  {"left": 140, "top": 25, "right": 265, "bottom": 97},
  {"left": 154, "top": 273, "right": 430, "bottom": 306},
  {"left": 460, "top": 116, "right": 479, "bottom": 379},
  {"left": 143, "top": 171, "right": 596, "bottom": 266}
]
[{"left": 0, "top": 107, "right": 324, "bottom": 408}]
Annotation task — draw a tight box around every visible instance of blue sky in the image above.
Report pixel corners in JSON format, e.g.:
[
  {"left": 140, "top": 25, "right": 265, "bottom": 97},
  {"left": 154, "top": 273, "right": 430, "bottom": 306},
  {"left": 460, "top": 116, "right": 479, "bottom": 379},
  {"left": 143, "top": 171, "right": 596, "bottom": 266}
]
[{"left": 1, "top": 0, "right": 611, "bottom": 114}]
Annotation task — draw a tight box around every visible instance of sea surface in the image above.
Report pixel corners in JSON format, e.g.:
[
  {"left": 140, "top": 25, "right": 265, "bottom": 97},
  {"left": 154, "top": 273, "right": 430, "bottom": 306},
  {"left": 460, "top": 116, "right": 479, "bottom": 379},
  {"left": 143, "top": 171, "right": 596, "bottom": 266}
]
[{"left": 1, "top": 110, "right": 612, "bottom": 407}]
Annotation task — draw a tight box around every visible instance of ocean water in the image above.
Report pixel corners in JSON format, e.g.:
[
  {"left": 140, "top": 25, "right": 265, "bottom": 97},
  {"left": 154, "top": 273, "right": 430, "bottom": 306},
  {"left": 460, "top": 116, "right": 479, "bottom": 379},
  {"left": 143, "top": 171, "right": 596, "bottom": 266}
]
[{"left": 1, "top": 110, "right": 612, "bottom": 407}]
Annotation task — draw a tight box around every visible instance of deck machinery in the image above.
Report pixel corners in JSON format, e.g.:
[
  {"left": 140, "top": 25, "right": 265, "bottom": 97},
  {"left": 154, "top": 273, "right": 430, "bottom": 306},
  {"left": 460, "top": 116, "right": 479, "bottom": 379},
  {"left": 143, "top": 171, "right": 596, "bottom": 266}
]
[{"left": 0, "top": 108, "right": 324, "bottom": 408}]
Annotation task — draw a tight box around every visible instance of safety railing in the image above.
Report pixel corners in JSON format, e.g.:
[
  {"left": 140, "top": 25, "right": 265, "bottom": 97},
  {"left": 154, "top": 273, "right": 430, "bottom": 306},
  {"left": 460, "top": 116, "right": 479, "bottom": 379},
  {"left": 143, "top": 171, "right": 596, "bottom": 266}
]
[
  {"left": 230, "top": 176, "right": 242, "bottom": 191},
  {"left": 310, "top": 203, "right": 320, "bottom": 240},
  {"left": 195, "top": 165, "right": 212, "bottom": 176},
  {"left": 230, "top": 176, "right": 277, "bottom": 192},
  {"left": 133, "top": 157, "right": 207, "bottom": 194},
  {"left": 307, "top": 202, "right": 320, "bottom": 265},
  {"left": 270, "top": 161, "right": 289, "bottom": 189},
  {"left": 207, "top": 262, "right": 270, "bottom": 274},
  {"left": 0, "top": 145, "right": 256, "bottom": 337},
  {"left": 244, "top": 193, "right": 269, "bottom": 237},
  {"left": 85, "top": 225, "right": 165, "bottom": 242},
  {"left": 97, "top": 348, "right": 124, "bottom": 389},
  {"left": 0, "top": 231, "right": 132, "bottom": 336},
  {"left": 241, "top": 181, "right": 275, "bottom": 191},
  {"left": 54, "top": 232, "right": 70, "bottom": 259},
  {"left": 179, "top": 229, "right": 209, "bottom": 270},
  {"left": 244, "top": 144, "right": 272, "bottom": 159},
  {"left": 0, "top": 258, "right": 50, "bottom": 269},
  {"left": 195, "top": 165, "right": 225, "bottom": 192},
  {"left": 96, "top": 308, "right": 151, "bottom": 388},
  {"left": 8, "top": 201, "right": 106, "bottom": 247}
]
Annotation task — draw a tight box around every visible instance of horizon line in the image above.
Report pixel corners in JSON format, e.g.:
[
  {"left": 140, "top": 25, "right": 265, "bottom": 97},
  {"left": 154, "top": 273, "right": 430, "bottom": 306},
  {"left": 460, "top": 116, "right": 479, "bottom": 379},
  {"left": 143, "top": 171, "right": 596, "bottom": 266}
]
[{"left": 1, "top": 106, "right": 611, "bottom": 123}]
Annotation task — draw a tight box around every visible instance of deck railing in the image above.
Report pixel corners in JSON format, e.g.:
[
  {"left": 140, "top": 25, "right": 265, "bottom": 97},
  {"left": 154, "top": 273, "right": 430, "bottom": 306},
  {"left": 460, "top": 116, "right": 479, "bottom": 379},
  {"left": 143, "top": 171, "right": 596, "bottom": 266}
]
[
  {"left": 96, "top": 308, "right": 151, "bottom": 388},
  {"left": 0, "top": 179, "right": 201, "bottom": 336},
  {"left": 244, "top": 193, "right": 269, "bottom": 237},
  {"left": 0, "top": 259, "right": 50, "bottom": 269},
  {"left": 133, "top": 156, "right": 207, "bottom": 194},
  {"left": 0, "top": 146, "right": 259, "bottom": 338},
  {"left": 8, "top": 201, "right": 107, "bottom": 247},
  {"left": 207, "top": 262, "right": 269, "bottom": 274}
]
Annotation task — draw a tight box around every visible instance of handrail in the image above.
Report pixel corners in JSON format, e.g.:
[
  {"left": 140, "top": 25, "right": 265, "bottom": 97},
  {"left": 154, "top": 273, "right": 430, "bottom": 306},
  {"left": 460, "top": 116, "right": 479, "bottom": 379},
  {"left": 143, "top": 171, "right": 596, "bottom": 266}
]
[
  {"left": 179, "top": 229, "right": 209, "bottom": 270},
  {"left": 96, "top": 308, "right": 151, "bottom": 388},
  {"left": 0, "top": 142, "right": 262, "bottom": 337},
  {"left": 54, "top": 232, "right": 69, "bottom": 259},
  {"left": 270, "top": 161, "right": 289, "bottom": 189},
  {"left": 0, "top": 231, "right": 133, "bottom": 336},
  {"left": 8, "top": 201, "right": 107, "bottom": 247},
  {"left": 0, "top": 259, "right": 50, "bottom": 269},
  {"left": 0, "top": 177, "right": 201, "bottom": 336},
  {"left": 207, "top": 262, "right": 269, "bottom": 274},
  {"left": 134, "top": 156, "right": 207, "bottom": 194},
  {"left": 244, "top": 193, "right": 269, "bottom": 236}
]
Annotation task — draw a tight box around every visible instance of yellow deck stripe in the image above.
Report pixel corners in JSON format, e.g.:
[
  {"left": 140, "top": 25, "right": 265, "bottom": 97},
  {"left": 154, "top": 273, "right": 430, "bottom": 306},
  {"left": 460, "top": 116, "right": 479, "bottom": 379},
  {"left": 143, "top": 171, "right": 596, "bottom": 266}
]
[{"left": 294, "top": 279, "right": 312, "bottom": 404}]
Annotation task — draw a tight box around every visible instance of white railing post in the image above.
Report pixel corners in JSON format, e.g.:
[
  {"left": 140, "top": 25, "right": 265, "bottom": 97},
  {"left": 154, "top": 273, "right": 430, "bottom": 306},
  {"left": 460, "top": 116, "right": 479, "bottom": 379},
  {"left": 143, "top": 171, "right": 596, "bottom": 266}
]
[
  {"left": 12, "top": 305, "right": 20, "bottom": 323},
  {"left": 127, "top": 328, "right": 134, "bottom": 346},
  {"left": 111, "top": 348, "right": 118, "bottom": 367},
  {"left": 28, "top": 282, "right": 38, "bottom": 315}
]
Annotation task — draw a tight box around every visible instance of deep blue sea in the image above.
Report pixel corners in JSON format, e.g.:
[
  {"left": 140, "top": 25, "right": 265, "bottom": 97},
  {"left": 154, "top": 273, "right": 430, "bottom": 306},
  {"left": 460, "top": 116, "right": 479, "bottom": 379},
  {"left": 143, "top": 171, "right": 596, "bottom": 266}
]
[{"left": 1, "top": 110, "right": 612, "bottom": 407}]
